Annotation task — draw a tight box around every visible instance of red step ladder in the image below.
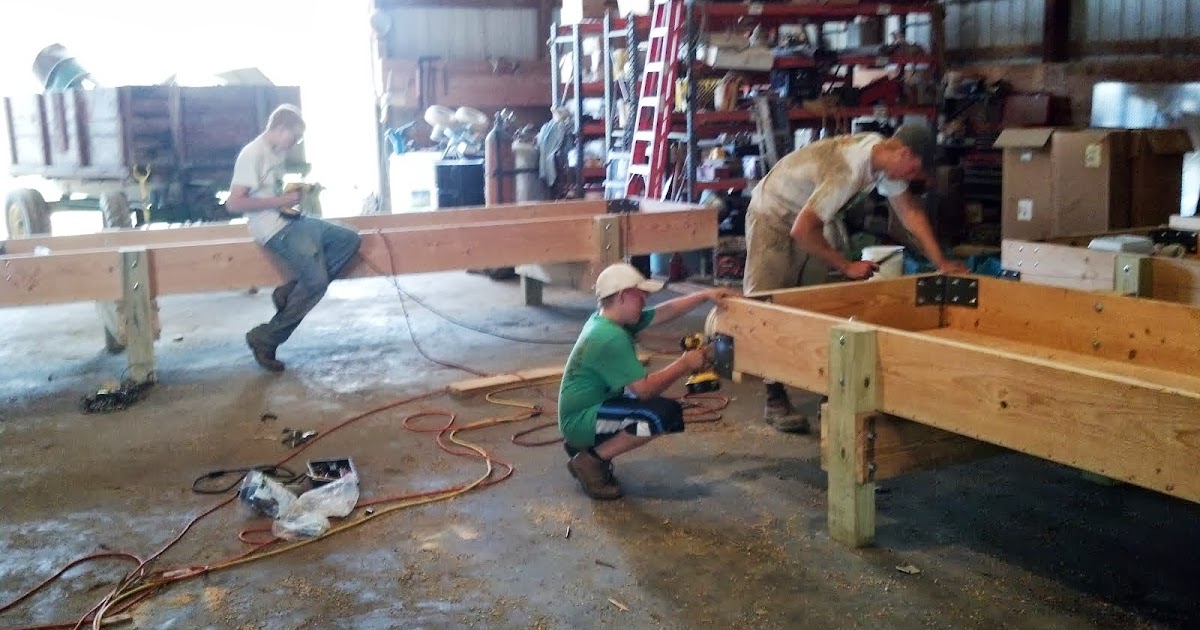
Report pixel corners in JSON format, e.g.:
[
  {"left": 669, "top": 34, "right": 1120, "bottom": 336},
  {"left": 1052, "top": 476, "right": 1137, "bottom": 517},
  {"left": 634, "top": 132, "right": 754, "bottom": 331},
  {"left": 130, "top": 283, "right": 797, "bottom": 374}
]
[{"left": 623, "top": 0, "right": 685, "bottom": 199}]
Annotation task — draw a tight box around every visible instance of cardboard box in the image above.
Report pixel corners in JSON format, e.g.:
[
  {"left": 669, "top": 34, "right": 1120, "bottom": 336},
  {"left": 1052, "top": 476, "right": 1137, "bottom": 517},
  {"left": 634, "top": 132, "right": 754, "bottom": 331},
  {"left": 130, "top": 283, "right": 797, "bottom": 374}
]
[
  {"left": 994, "top": 127, "right": 1143, "bottom": 239},
  {"left": 561, "top": 0, "right": 607, "bottom": 24},
  {"left": 1128, "top": 129, "right": 1194, "bottom": 227},
  {"left": 993, "top": 128, "right": 1058, "bottom": 240},
  {"left": 1051, "top": 128, "right": 1131, "bottom": 236}
]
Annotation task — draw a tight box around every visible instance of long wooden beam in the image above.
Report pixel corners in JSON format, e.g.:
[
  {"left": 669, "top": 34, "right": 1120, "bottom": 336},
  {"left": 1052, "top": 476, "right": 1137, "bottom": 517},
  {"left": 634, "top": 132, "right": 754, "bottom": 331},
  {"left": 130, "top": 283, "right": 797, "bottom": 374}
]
[
  {"left": 0, "top": 216, "right": 602, "bottom": 306},
  {"left": 944, "top": 276, "right": 1200, "bottom": 375},
  {"left": 2, "top": 199, "right": 608, "bottom": 255},
  {"left": 1002, "top": 239, "right": 1200, "bottom": 304},
  {"left": 874, "top": 327, "right": 1200, "bottom": 504},
  {"left": 753, "top": 276, "right": 942, "bottom": 331}
]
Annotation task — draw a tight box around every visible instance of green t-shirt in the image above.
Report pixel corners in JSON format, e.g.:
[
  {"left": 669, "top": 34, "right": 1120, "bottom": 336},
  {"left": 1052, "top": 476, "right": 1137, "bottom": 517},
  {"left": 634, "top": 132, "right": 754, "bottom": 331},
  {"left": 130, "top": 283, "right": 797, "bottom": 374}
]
[{"left": 558, "top": 309, "right": 656, "bottom": 448}]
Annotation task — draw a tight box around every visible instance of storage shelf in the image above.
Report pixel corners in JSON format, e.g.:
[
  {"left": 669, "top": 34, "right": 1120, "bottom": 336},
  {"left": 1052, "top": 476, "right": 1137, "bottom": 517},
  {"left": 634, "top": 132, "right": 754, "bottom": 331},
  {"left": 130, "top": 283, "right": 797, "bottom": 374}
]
[{"left": 674, "top": 105, "right": 937, "bottom": 127}]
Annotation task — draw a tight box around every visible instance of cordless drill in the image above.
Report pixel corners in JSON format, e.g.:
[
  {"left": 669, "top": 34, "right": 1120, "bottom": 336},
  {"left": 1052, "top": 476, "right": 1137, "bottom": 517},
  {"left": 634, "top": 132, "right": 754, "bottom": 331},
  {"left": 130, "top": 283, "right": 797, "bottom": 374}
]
[{"left": 680, "top": 333, "right": 720, "bottom": 394}]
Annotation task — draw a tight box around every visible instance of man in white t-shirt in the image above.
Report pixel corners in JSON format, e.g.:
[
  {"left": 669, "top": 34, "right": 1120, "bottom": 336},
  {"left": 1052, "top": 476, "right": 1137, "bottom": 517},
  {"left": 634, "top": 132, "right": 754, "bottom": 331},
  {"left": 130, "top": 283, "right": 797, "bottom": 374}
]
[
  {"left": 744, "top": 123, "right": 966, "bottom": 432},
  {"left": 225, "top": 104, "right": 362, "bottom": 372}
]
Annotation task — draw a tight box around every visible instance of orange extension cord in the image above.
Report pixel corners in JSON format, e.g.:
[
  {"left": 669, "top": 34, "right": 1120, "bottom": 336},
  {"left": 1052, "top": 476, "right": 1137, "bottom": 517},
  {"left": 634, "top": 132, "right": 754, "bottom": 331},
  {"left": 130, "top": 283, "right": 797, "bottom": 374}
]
[{"left": 0, "top": 238, "right": 731, "bottom": 630}]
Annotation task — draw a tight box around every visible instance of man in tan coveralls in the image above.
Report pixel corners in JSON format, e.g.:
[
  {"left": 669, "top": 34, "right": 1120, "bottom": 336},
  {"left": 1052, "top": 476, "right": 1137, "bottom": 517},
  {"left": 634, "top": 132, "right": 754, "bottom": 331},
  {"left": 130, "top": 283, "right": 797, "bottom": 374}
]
[{"left": 743, "top": 123, "right": 967, "bottom": 433}]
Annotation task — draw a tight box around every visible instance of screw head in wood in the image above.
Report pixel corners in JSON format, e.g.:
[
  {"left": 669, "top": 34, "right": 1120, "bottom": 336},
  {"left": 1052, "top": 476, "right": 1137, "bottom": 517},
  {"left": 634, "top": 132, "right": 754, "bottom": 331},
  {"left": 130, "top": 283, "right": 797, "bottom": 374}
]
[
  {"left": 838, "top": 335, "right": 845, "bottom": 345},
  {"left": 1094, "top": 303, "right": 1103, "bottom": 312},
  {"left": 838, "top": 377, "right": 845, "bottom": 386},
  {"left": 133, "top": 282, "right": 140, "bottom": 290},
  {"left": 1092, "top": 340, "right": 1101, "bottom": 349},
  {"left": 1123, "top": 265, "right": 1131, "bottom": 273}
]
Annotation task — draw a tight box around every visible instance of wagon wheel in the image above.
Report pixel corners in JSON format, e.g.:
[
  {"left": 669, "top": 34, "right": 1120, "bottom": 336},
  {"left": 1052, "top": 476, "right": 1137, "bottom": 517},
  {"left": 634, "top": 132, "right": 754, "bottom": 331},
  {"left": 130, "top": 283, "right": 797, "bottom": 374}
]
[
  {"left": 100, "top": 192, "right": 133, "bottom": 229},
  {"left": 5, "top": 188, "right": 52, "bottom": 237}
]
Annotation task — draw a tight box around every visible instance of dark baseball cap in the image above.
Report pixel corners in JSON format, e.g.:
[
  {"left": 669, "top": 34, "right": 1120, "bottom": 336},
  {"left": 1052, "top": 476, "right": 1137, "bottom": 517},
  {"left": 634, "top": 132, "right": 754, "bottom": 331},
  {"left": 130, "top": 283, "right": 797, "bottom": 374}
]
[{"left": 893, "top": 123, "right": 936, "bottom": 173}]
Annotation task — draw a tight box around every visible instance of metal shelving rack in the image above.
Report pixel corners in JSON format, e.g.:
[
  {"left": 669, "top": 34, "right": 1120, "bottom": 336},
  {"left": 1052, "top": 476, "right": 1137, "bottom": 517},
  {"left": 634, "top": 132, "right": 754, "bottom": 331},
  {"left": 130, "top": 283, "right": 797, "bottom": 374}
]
[
  {"left": 669, "top": 0, "right": 946, "bottom": 202},
  {"left": 549, "top": 12, "right": 649, "bottom": 200}
]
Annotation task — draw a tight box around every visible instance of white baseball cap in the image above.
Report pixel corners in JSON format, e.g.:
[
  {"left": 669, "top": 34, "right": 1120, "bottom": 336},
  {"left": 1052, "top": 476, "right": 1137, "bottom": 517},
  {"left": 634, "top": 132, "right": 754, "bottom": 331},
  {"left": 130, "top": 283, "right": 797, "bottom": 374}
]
[{"left": 594, "top": 262, "right": 665, "bottom": 299}]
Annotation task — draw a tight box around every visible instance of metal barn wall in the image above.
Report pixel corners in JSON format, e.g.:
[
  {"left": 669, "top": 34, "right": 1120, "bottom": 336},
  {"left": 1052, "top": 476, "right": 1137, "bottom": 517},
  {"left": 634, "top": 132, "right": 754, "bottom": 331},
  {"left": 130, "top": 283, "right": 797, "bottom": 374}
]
[
  {"left": 943, "top": 0, "right": 1200, "bottom": 57},
  {"left": 384, "top": 7, "right": 541, "bottom": 60}
]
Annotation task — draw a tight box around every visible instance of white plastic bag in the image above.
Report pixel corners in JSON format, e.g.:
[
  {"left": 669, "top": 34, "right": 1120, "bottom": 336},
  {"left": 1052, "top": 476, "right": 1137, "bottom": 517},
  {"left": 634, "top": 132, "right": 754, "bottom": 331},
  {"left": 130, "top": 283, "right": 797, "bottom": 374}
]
[
  {"left": 238, "top": 470, "right": 296, "bottom": 518},
  {"left": 271, "top": 473, "right": 360, "bottom": 540}
]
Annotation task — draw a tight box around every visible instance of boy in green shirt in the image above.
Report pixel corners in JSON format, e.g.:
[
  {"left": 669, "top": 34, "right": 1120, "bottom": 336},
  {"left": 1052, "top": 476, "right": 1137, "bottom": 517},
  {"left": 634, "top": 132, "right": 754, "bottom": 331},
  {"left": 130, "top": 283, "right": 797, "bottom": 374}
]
[{"left": 559, "top": 262, "right": 736, "bottom": 500}]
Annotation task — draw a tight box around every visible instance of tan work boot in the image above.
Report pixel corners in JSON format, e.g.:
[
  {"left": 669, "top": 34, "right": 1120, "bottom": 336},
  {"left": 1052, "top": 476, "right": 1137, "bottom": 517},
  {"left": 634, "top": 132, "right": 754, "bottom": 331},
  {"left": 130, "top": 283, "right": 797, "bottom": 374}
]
[
  {"left": 764, "top": 383, "right": 810, "bottom": 434},
  {"left": 567, "top": 451, "right": 622, "bottom": 500}
]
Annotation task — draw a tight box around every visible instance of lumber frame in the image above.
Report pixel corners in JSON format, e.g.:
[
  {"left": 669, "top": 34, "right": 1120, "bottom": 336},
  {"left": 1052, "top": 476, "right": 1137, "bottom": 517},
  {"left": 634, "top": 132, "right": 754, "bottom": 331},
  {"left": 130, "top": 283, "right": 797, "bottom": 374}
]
[
  {"left": 708, "top": 275, "right": 1200, "bottom": 548},
  {"left": 0, "top": 199, "right": 717, "bottom": 383},
  {"left": 1001, "top": 238, "right": 1200, "bottom": 305}
]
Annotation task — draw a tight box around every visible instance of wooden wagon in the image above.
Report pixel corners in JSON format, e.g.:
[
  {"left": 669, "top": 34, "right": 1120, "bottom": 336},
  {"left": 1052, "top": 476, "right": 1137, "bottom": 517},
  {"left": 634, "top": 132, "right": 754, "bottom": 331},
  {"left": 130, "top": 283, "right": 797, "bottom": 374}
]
[{"left": 4, "top": 85, "right": 303, "bottom": 236}]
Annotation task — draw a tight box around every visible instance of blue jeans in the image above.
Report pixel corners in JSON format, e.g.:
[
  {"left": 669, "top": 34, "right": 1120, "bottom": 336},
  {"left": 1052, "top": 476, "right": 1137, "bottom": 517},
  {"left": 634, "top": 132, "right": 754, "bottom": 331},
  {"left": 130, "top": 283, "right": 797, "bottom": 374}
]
[{"left": 248, "top": 216, "right": 362, "bottom": 348}]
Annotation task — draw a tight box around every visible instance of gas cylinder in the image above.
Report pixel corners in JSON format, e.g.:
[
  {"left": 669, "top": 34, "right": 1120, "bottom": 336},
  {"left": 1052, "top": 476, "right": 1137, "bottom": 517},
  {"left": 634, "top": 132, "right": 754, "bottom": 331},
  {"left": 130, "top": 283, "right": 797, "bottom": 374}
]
[
  {"left": 484, "top": 110, "right": 516, "bottom": 206},
  {"left": 512, "top": 130, "right": 545, "bottom": 203}
]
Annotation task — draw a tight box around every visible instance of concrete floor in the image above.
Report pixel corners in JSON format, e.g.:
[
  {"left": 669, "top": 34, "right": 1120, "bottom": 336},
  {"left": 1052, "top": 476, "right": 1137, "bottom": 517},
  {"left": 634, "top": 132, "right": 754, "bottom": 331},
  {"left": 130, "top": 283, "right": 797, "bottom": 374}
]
[{"left": 1, "top": 272, "right": 1199, "bottom": 629}]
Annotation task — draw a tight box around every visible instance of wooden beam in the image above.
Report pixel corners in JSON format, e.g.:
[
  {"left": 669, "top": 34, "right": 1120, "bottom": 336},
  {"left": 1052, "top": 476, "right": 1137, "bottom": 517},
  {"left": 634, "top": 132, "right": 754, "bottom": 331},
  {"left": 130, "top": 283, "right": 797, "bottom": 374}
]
[
  {"left": 924, "top": 328, "right": 1200, "bottom": 399},
  {"left": 447, "top": 352, "right": 652, "bottom": 397},
  {"left": 120, "top": 248, "right": 155, "bottom": 382},
  {"left": 826, "top": 323, "right": 878, "bottom": 548},
  {"left": 0, "top": 249, "right": 122, "bottom": 306},
  {"left": 819, "top": 407, "right": 1004, "bottom": 483},
  {"left": 1000, "top": 239, "right": 1115, "bottom": 292},
  {"left": 748, "top": 276, "right": 942, "bottom": 332},
  {"left": 943, "top": 276, "right": 1200, "bottom": 375},
  {"left": 3, "top": 199, "right": 608, "bottom": 255},
  {"left": 874, "top": 328, "right": 1200, "bottom": 504},
  {"left": 622, "top": 206, "right": 720, "bottom": 256},
  {"left": 0, "top": 203, "right": 718, "bottom": 307},
  {"left": 1149, "top": 257, "right": 1200, "bottom": 305},
  {"left": 147, "top": 217, "right": 598, "bottom": 297},
  {"left": 708, "top": 298, "right": 846, "bottom": 394}
]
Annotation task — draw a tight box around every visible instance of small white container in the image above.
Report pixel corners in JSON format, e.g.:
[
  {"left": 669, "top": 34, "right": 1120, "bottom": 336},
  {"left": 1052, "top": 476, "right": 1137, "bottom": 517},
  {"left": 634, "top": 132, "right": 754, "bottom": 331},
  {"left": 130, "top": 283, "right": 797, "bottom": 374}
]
[{"left": 861, "top": 245, "right": 905, "bottom": 280}]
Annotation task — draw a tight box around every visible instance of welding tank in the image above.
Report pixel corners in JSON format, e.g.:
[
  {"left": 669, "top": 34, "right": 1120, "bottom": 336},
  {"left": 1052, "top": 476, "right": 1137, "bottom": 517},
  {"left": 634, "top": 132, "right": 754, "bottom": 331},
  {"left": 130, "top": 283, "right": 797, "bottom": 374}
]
[
  {"left": 512, "top": 131, "right": 544, "bottom": 203},
  {"left": 484, "top": 110, "right": 516, "bottom": 206}
]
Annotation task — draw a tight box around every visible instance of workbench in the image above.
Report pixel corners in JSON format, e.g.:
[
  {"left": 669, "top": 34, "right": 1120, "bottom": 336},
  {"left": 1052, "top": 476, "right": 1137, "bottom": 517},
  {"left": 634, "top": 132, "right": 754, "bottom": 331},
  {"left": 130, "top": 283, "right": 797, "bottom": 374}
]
[
  {"left": 707, "top": 274, "right": 1200, "bottom": 548},
  {"left": 0, "top": 198, "right": 717, "bottom": 383}
]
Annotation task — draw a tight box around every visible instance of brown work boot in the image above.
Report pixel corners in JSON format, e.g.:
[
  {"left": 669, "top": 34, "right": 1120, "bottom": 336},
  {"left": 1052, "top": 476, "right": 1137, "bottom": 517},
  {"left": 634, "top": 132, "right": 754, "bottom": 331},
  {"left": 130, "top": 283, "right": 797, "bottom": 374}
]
[
  {"left": 567, "top": 451, "right": 622, "bottom": 500},
  {"left": 764, "top": 383, "right": 810, "bottom": 434},
  {"left": 246, "top": 333, "right": 285, "bottom": 372}
]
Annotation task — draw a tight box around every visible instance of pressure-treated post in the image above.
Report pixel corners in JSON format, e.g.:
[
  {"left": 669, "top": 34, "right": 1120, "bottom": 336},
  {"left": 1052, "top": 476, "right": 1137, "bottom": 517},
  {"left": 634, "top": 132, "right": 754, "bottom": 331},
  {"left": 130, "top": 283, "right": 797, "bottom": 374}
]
[
  {"left": 827, "top": 323, "right": 878, "bottom": 547},
  {"left": 585, "top": 214, "right": 623, "bottom": 290},
  {"left": 120, "top": 247, "right": 156, "bottom": 383},
  {"left": 1114, "top": 253, "right": 1152, "bottom": 297}
]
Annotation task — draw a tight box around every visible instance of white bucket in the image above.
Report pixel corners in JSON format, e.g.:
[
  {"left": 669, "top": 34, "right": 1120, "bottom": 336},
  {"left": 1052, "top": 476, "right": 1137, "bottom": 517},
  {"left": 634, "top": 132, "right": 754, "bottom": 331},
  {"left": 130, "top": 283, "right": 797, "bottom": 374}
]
[{"left": 861, "top": 245, "right": 904, "bottom": 280}]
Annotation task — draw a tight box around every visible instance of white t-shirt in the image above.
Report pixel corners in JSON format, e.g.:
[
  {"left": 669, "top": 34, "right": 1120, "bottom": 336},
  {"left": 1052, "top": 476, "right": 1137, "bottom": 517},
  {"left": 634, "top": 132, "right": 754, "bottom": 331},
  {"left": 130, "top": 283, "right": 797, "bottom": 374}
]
[
  {"left": 751, "top": 132, "right": 907, "bottom": 230},
  {"left": 230, "top": 135, "right": 291, "bottom": 244}
]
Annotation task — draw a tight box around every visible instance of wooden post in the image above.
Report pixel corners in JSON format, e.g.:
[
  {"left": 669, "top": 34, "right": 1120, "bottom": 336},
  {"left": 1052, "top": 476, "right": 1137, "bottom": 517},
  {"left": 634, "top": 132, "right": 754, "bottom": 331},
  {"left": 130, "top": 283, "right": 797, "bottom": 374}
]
[
  {"left": 585, "top": 214, "right": 623, "bottom": 290},
  {"left": 826, "top": 323, "right": 878, "bottom": 548},
  {"left": 120, "top": 248, "right": 156, "bottom": 383},
  {"left": 1114, "top": 253, "right": 1152, "bottom": 297}
]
